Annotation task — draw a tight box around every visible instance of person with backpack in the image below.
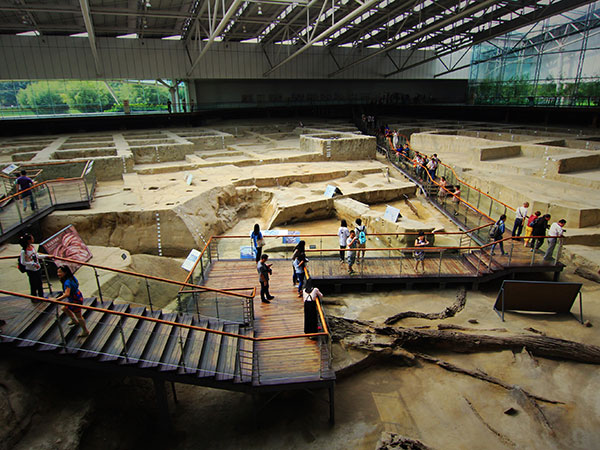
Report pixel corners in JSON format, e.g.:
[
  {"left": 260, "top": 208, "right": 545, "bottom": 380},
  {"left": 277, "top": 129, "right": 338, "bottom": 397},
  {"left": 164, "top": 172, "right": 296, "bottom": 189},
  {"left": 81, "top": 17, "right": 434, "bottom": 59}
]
[
  {"left": 531, "top": 214, "right": 551, "bottom": 251},
  {"left": 55, "top": 265, "right": 90, "bottom": 338},
  {"left": 354, "top": 218, "right": 367, "bottom": 265},
  {"left": 19, "top": 233, "right": 44, "bottom": 302},
  {"left": 524, "top": 211, "right": 541, "bottom": 247},
  {"left": 16, "top": 170, "right": 37, "bottom": 211},
  {"left": 489, "top": 214, "right": 507, "bottom": 256}
]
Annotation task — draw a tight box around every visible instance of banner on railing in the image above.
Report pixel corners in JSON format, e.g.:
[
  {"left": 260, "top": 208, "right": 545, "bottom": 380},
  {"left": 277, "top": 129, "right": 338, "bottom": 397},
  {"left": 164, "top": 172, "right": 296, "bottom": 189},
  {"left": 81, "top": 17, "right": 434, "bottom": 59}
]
[{"left": 40, "top": 225, "right": 93, "bottom": 273}]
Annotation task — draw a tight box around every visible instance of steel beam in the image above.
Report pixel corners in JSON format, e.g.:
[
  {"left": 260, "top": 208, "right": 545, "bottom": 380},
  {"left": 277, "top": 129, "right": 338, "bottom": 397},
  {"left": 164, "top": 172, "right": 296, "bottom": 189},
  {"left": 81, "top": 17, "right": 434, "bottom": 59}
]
[
  {"left": 187, "top": 0, "right": 244, "bottom": 76},
  {"left": 328, "top": 0, "right": 497, "bottom": 77},
  {"left": 79, "top": 0, "right": 102, "bottom": 75},
  {"left": 263, "top": 0, "right": 380, "bottom": 76}
]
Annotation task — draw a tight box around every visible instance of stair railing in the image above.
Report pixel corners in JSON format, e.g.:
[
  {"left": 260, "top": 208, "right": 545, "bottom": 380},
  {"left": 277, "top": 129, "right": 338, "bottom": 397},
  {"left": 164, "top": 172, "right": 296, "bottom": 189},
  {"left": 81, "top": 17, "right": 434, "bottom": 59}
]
[{"left": 0, "top": 161, "right": 97, "bottom": 242}]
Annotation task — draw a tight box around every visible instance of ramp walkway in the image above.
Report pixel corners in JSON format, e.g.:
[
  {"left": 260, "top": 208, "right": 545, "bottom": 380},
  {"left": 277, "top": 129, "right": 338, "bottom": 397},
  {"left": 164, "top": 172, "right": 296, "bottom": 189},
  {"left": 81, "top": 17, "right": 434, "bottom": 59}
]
[{"left": 0, "top": 161, "right": 96, "bottom": 243}]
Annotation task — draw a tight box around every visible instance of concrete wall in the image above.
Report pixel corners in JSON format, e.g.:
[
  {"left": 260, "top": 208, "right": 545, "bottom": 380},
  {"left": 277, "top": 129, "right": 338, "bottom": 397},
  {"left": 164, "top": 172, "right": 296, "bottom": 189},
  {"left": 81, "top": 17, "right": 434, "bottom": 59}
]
[
  {"left": 193, "top": 79, "right": 468, "bottom": 107},
  {"left": 300, "top": 133, "right": 376, "bottom": 160}
]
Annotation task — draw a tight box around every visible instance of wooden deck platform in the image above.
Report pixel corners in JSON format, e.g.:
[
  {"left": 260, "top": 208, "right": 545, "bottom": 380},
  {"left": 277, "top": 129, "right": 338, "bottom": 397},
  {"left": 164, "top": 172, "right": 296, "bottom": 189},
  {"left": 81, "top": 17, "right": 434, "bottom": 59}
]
[{"left": 203, "top": 259, "right": 334, "bottom": 386}]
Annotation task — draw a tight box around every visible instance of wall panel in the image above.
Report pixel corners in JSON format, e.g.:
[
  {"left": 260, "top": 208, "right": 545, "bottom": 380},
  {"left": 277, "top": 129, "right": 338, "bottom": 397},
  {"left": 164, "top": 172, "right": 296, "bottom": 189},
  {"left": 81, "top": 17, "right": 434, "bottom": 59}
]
[{"left": 0, "top": 35, "right": 460, "bottom": 81}]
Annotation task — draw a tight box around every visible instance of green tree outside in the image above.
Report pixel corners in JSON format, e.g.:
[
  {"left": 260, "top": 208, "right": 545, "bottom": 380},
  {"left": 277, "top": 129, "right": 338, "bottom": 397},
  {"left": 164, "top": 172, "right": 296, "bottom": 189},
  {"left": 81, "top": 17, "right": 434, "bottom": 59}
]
[{"left": 16, "top": 81, "right": 69, "bottom": 113}]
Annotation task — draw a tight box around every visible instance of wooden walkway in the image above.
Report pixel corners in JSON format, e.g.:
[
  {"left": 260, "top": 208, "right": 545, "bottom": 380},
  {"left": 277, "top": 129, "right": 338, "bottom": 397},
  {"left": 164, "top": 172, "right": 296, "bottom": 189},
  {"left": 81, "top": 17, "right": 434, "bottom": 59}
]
[
  {"left": 301, "top": 243, "right": 562, "bottom": 287},
  {"left": 203, "top": 259, "right": 333, "bottom": 386}
]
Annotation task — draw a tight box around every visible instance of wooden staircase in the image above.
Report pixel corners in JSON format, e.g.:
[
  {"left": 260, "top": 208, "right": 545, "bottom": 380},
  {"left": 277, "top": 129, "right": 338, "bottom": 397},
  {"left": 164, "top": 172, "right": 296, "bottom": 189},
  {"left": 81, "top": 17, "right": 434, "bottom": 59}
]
[{"left": 0, "top": 296, "right": 254, "bottom": 386}]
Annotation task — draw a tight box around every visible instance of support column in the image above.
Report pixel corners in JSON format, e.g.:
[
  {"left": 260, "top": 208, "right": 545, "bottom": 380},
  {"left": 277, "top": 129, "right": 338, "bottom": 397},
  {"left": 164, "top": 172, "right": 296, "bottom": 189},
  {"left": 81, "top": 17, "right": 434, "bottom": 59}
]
[
  {"left": 153, "top": 378, "right": 174, "bottom": 434},
  {"left": 329, "top": 384, "right": 335, "bottom": 425}
]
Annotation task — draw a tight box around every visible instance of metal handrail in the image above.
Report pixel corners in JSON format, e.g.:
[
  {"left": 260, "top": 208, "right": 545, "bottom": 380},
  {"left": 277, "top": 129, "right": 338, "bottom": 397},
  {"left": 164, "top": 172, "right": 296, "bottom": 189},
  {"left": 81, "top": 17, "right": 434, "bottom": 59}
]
[{"left": 384, "top": 132, "right": 516, "bottom": 214}]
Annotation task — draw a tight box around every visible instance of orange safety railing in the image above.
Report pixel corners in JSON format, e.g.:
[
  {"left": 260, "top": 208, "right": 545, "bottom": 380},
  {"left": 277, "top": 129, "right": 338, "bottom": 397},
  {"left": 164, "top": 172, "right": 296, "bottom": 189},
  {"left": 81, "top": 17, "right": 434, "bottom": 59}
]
[{"left": 0, "top": 160, "right": 97, "bottom": 240}]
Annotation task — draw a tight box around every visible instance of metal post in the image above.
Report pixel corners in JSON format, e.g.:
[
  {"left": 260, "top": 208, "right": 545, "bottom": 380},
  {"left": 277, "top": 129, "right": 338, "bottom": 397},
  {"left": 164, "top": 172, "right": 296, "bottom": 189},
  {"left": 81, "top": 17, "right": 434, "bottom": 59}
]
[
  {"left": 16, "top": 200, "right": 23, "bottom": 223},
  {"left": 145, "top": 278, "right": 154, "bottom": 312},
  {"left": 94, "top": 268, "right": 104, "bottom": 304},
  {"left": 55, "top": 306, "right": 67, "bottom": 348},
  {"left": 41, "top": 259, "right": 53, "bottom": 294},
  {"left": 177, "top": 293, "right": 182, "bottom": 314},
  {"left": 178, "top": 326, "right": 187, "bottom": 371},
  {"left": 118, "top": 319, "right": 129, "bottom": 362},
  {"left": 507, "top": 240, "right": 514, "bottom": 266},
  {"left": 501, "top": 288, "right": 505, "bottom": 322},
  {"left": 215, "top": 293, "right": 220, "bottom": 319},
  {"left": 530, "top": 243, "right": 537, "bottom": 266},
  {"left": 476, "top": 250, "right": 482, "bottom": 274},
  {"left": 199, "top": 255, "right": 205, "bottom": 283},
  {"left": 476, "top": 190, "right": 481, "bottom": 210},
  {"left": 555, "top": 239, "right": 564, "bottom": 265},
  {"left": 194, "top": 292, "right": 200, "bottom": 320}
]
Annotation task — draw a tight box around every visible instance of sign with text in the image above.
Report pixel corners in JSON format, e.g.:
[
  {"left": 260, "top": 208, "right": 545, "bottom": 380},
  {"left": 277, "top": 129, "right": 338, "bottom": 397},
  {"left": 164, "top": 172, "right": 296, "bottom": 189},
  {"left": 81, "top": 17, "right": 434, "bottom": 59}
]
[
  {"left": 383, "top": 205, "right": 401, "bottom": 223},
  {"left": 181, "top": 249, "right": 201, "bottom": 272}
]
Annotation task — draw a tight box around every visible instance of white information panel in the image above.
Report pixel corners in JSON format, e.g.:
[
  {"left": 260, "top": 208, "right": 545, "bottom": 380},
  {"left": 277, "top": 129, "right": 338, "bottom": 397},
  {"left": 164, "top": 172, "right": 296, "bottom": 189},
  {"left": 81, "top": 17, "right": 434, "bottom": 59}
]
[
  {"left": 181, "top": 249, "right": 201, "bottom": 272},
  {"left": 383, "top": 205, "right": 401, "bottom": 223},
  {"left": 2, "top": 164, "right": 18, "bottom": 175}
]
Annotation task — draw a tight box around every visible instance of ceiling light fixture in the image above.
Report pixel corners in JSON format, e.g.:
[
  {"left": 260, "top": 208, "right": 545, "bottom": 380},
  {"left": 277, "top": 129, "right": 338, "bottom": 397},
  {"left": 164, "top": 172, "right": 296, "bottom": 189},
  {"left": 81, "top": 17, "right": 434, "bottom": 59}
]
[{"left": 257, "top": 4, "right": 263, "bottom": 15}]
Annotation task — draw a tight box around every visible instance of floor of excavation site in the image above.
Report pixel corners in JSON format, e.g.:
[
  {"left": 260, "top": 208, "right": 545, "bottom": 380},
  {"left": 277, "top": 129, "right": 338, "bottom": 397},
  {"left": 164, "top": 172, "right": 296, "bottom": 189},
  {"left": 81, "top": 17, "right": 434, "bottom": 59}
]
[{"left": 0, "top": 117, "right": 599, "bottom": 450}]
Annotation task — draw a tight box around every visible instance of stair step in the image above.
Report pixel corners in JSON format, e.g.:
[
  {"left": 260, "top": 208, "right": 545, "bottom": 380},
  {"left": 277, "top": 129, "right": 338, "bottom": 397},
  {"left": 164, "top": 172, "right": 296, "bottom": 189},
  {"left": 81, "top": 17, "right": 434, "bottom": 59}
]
[
  {"left": 159, "top": 314, "right": 193, "bottom": 372},
  {"left": 101, "top": 308, "right": 154, "bottom": 363},
  {"left": 215, "top": 323, "right": 240, "bottom": 381},
  {"left": 138, "top": 312, "right": 178, "bottom": 368},
  {"left": 179, "top": 318, "right": 209, "bottom": 375},
  {"left": 197, "top": 321, "right": 224, "bottom": 378},
  {"left": 36, "top": 298, "right": 98, "bottom": 351},
  {"left": 79, "top": 303, "right": 130, "bottom": 359},
  {"left": 62, "top": 300, "right": 116, "bottom": 354},
  {"left": 19, "top": 298, "right": 95, "bottom": 350},
  {"left": 1, "top": 300, "right": 55, "bottom": 343}
]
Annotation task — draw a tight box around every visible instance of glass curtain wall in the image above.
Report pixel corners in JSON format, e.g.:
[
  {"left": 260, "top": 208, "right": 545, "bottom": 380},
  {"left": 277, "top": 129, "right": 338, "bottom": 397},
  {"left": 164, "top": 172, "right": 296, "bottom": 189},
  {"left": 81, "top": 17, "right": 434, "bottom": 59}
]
[
  {"left": 469, "top": 1, "right": 600, "bottom": 107},
  {"left": 0, "top": 79, "right": 180, "bottom": 118}
]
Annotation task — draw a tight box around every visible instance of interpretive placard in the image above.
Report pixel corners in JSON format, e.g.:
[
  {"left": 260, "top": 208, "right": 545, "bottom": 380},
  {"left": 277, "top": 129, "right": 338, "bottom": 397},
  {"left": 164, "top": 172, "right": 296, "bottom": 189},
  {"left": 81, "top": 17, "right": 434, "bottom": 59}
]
[
  {"left": 383, "top": 205, "right": 401, "bottom": 223},
  {"left": 2, "top": 164, "right": 18, "bottom": 175},
  {"left": 181, "top": 249, "right": 201, "bottom": 272}
]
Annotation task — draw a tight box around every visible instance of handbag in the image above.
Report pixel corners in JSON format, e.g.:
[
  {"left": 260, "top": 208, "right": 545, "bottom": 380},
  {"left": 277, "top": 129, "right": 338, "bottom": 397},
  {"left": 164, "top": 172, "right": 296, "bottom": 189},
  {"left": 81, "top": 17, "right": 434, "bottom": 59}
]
[{"left": 257, "top": 238, "right": 265, "bottom": 247}]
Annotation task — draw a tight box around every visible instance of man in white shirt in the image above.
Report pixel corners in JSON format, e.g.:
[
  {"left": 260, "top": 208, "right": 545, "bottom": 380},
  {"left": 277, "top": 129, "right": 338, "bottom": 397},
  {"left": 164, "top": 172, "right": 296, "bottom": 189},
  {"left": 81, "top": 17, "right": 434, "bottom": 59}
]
[
  {"left": 544, "top": 219, "right": 566, "bottom": 261},
  {"left": 512, "top": 202, "right": 529, "bottom": 237}
]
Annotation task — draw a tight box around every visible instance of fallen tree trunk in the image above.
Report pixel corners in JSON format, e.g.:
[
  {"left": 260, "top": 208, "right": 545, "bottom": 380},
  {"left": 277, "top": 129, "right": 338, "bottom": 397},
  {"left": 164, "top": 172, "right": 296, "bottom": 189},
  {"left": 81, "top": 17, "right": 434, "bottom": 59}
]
[
  {"left": 385, "top": 287, "right": 467, "bottom": 325},
  {"left": 329, "top": 316, "right": 600, "bottom": 365}
]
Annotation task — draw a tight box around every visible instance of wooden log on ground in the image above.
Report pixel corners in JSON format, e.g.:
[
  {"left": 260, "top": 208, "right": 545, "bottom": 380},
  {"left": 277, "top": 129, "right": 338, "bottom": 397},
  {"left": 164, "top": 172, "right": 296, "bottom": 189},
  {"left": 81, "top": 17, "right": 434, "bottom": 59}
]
[
  {"left": 329, "top": 316, "right": 600, "bottom": 365},
  {"left": 385, "top": 287, "right": 466, "bottom": 325}
]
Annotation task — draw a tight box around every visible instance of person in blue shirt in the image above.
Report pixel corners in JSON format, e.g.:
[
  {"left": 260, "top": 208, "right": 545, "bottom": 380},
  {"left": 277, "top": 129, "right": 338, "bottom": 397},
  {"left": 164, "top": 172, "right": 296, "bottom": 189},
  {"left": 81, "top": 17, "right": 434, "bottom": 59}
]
[
  {"left": 490, "top": 214, "right": 507, "bottom": 256},
  {"left": 56, "top": 265, "right": 90, "bottom": 338},
  {"left": 250, "top": 223, "right": 264, "bottom": 262}
]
